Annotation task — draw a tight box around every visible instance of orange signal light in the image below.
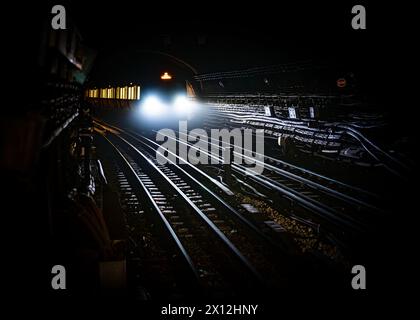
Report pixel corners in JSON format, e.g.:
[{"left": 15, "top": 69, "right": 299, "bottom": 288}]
[{"left": 161, "top": 72, "right": 172, "bottom": 80}]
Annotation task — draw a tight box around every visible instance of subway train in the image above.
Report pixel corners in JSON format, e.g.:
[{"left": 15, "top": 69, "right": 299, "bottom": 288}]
[
  {"left": 85, "top": 72, "right": 197, "bottom": 117},
  {"left": 140, "top": 72, "right": 197, "bottom": 117}
]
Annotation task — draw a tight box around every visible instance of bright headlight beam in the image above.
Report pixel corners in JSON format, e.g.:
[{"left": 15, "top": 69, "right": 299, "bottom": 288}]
[
  {"left": 174, "top": 95, "right": 196, "bottom": 115},
  {"left": 142, "top": 95, "right": 167, "bottom": 117}
]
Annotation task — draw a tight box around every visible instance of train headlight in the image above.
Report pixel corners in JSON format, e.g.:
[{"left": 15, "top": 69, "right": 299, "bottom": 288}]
[
  {"left": 174, "top": 95, "right": 196, "bottom": 115},
  {"left": 142, "top": 95, "right": 167, "bottom": 117}
]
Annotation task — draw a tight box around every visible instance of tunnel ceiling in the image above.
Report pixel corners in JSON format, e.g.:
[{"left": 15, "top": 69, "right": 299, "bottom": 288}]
[
  {"left": 16, "top": 0, "right": 396, "bottom": 101},
  {"left": 66, "top": 2, "right": 392, "bottom": 80},
  {"left": 86, "top": 51, "right": 199, "bottom": 87},
  {"left": 6, "top": 1, "right": 410, "bottom": 101}
]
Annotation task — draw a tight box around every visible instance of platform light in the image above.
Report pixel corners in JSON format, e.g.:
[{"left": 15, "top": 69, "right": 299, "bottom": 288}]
[{"left": 161, "top": 72, "right": 172, "bottom": 80}]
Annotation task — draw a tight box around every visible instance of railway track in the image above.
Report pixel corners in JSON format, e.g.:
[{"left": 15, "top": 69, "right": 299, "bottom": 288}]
[
  {"left": 97, "top": 118, "right": 383, "bottom": 241},
  {"left": 206, "top": 106, "right": 410, "bottom": 179},
  {"left": 96, "top": 152, "right": 182, "bottom": 298},
  {"left": 202, "top": 112, "right": 384, "bottom": 217},
  {"left": 137, "top": 142, "right": 383, "bottom": 252},
  {"left": 147, "top": 126, "right": 382, "bottom": 233},
  {"left": 94, "top": 121, "right": 302, "bottom": 294}
]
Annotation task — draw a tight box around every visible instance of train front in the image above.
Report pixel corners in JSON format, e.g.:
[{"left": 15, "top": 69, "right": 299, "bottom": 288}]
[{"left": 140, "top": 72, "right": 198, "bottom": 119}]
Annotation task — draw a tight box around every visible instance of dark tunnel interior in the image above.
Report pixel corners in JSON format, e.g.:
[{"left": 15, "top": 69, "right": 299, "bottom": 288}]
[{"left": 1, "top": 1, "right": 416, "bottom": 315}]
